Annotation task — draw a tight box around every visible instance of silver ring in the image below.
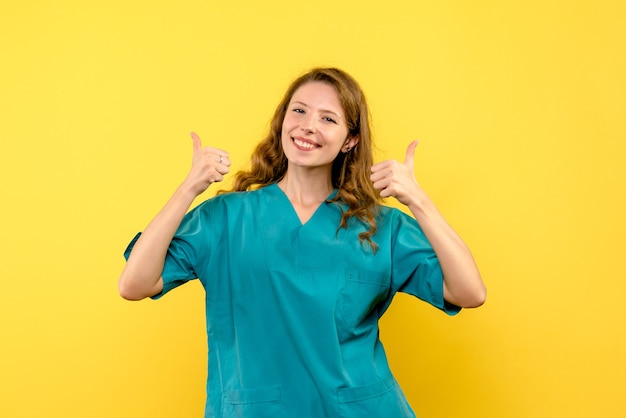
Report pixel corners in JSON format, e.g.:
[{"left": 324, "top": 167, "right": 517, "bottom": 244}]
[{"left": 219, "top": 155, "right": 223, "bottom": 163}]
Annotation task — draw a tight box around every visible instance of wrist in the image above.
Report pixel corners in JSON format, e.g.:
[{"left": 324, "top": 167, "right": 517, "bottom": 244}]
[
  {"left": 406, "top": 189, "right": 432, "bottom": 215},
  {"left": 176, "top": 179, "right": 207, "bottom": 202},
  {"left": 180, "top": 175, "right": 212, "bottom": 198}
]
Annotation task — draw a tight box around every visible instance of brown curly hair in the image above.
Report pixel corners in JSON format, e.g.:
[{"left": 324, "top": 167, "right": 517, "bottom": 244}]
[{"left": 226, "top": 68, "right": 382, "bottom": 251}]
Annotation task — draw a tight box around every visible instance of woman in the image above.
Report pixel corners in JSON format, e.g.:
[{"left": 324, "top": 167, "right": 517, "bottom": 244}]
[{"left": 119, "top": 67, "right": 486, "bottom": 417}]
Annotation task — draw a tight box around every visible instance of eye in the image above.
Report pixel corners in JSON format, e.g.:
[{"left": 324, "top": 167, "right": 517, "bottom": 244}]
[
  {"left": 292, "top": 108, "right": 305, "bottom": 114},
  {"left": 323, "top": 116, "right": 337, "bottom": 124}
]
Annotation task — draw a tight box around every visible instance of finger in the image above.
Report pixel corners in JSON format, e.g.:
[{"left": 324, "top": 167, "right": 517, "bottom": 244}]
[
  {"left": 201, "top": 145, "right": 229, "bottom": 159},
  {"left": 371, "top": 175, "right": 390, "bottom": 191},
  {"left": 190, "top": 132, "right": 202, "bottom": 155},
  {"left": 371, "top": 160, "right": 393, "bottom": 173},
  {"left": 209, "top": 150, "right": 230, "bottom": 167},
  {"left": 218, "top": 155, "right": 232, "bottom": 167},
  {"left": 216, "top": 163, "right": 230, "bottom": 175},
  {"left": 370, "top": 168, "right": 390, "bottom": 183},
  {"left": 214, "top": 154, "right": 226, "bottom": 165},
  {"left": 404, "top": 140, "right": 419, "bottom": 169},
  {"left": 370, "top": 161, "right": 384, "bottom": 173}
]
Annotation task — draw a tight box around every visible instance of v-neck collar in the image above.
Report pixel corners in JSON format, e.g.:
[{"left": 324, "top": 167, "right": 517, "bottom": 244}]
[{"left": 268, "top": 183, "right": 338, "bottom": 227}]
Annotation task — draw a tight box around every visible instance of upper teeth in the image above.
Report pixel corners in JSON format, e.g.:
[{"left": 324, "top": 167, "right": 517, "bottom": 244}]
[{"left": 294, "top": 139, "right": 315, "bottom": 149}]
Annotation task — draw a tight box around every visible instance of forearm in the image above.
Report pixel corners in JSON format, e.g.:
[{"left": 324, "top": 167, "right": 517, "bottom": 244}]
[
  {"left": 407, "top": 192, "right": 486, "bottom": 308},
  {"left": 118, "top": 183, "right": 198, "bottom": 300},
  {"left": 118, "top": 133, "right": 230, "bottom": 300}
]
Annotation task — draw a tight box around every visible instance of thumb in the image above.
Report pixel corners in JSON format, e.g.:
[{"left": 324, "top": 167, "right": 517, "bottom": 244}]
[
  {"left": 190, "top": 131, "right": 202, "bottom": 155},
  {"left": 404, "top": 140, "right": 419, "bottom": 169}
]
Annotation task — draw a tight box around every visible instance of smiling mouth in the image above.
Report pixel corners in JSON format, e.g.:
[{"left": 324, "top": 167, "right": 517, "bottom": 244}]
[{"left": 292, "top": 137, "right": 319, "bottom": 150}]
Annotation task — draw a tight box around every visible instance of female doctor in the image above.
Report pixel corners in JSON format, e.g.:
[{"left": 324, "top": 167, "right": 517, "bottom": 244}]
[{"left": 118, "top": 67, "right": 486, "bottom": 417}]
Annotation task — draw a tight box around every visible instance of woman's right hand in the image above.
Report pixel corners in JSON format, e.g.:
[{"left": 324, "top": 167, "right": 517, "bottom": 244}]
[
  {"left": 118, "top": 132, "right": 231, "bottom": 300},
  {"left": 184, "top": 132, "right": 231, "bottom": 196}
]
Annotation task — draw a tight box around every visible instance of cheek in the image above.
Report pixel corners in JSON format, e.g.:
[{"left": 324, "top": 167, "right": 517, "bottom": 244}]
[
  {"left": 280, "top": 121, "right": 290, "bottom": 141},
  {"left": 334, "top": 131, "right": 350, "bottom": 146},
  {"left": 282, "top": 114, "right": 297, "bottom": 132}
]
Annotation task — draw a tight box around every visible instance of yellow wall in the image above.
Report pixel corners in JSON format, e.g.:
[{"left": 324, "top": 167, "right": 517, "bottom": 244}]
[{"left": 1, "top": 1, "right": 624, "bottom": 417}]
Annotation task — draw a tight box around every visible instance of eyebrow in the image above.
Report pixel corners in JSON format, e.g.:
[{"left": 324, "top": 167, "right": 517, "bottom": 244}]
[{"left": 290, "top": 101, "right": 343, "bottom": 119}]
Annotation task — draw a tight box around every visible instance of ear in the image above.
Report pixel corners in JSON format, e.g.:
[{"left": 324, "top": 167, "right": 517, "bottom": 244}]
[{"left": 342, "top": 135, "right": 360, "bottom": 153}]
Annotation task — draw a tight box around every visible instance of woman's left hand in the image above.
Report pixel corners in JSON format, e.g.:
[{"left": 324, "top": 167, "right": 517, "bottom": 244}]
[
  {"left": 370, "top": 140, "right": 421, "bottom": 206},
  {"left": 372, "top": 140, "right": 486, "bottom": 308}
]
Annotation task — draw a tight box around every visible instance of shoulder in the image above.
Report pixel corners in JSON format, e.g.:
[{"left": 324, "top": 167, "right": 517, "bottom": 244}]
[
  {"left": 375, "top": 204, "right": 422, "bottom": 234},
  {"left": 376, "top": 205, "right": 405, "bottom": 225},
  {"left": 192, "top": 185, "right": 276, "bottom": 214}
]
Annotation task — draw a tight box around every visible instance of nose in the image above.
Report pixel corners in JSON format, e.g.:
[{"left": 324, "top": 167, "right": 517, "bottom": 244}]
[{"left": 301, "top": 114, "right": 317, "bottom": 133}]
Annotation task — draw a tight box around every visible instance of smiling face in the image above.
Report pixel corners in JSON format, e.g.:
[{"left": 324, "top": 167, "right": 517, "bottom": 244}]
[{"left": 281, "top": 81, "right": 359, "bottom": 173}]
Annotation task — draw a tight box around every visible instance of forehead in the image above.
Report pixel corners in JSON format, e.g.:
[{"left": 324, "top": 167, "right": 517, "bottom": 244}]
[{"left": 290, "top": 81, "right": 343, "bottom": 113}]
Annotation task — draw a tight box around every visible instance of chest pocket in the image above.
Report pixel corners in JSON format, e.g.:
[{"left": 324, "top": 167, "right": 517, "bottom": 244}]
[{"left": 338, "top": 270, "right": 390, "bottom": 329}]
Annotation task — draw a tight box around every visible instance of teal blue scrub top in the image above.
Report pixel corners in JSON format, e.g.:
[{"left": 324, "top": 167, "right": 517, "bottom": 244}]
[{"left": 125, "top": 183, "right": 460, "bottom": 418}]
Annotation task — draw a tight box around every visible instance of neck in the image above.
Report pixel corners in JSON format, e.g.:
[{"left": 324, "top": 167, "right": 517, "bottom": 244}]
[{"left": 278, "top": 166, "right": 334, "bottom": 206}]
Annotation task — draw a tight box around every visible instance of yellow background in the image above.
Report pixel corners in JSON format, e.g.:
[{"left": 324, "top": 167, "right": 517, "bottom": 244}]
[{"left": 1, "top": 0, "right": 624, "bottom": 417}]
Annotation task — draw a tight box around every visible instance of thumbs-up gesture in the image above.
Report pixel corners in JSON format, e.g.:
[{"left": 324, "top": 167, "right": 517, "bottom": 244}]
[
  {"left": 185, "top": 132, "right": 231, "bottom": 196},
  {"left": 370, "top": 141, "right": 421, "bottom": 207}
]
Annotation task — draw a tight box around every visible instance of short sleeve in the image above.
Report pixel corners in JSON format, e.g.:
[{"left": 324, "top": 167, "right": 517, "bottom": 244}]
[
  {"left": 389, "top": 209, "right": 461, "bottom": 316},
  {"left": 123, "top": 203, "right": 211, "bottom": 300}
]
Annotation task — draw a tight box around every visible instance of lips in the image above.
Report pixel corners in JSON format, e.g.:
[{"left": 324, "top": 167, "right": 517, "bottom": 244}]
[{"left": 292, "top": 137, "right": 319, "bottom": 150}]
